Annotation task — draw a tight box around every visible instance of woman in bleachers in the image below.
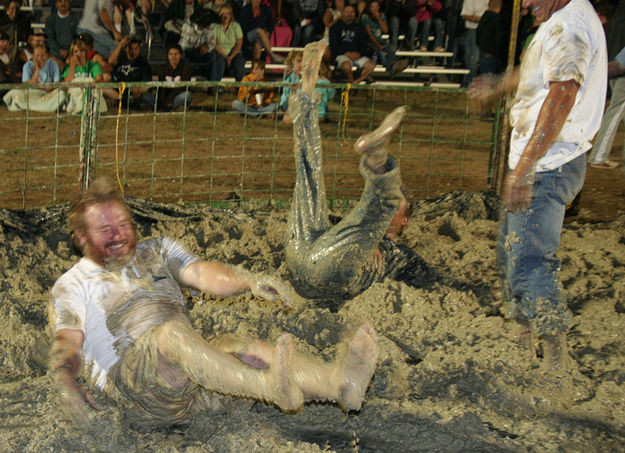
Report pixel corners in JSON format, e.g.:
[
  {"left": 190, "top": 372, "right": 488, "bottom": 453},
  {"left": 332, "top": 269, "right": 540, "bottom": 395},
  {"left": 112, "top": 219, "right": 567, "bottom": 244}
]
[{"left": 210, "top": 4, "right": 245, "bottom": 83}]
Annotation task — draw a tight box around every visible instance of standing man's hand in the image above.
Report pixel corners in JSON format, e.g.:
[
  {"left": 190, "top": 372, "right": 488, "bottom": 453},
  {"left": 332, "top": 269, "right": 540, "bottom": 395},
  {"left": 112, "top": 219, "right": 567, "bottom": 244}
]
[{"left": 501, "top": 168, "right": 535, "bottom": 213}]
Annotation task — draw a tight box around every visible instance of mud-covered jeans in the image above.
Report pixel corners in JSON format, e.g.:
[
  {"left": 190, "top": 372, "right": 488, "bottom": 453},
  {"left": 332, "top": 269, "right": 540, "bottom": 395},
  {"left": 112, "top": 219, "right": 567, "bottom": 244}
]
[
  {"left": 284, "top": 92, "right": 402, "bottom": 299},
  {"left": 497, "top": 153, "right": 586, "bottom": 336}
]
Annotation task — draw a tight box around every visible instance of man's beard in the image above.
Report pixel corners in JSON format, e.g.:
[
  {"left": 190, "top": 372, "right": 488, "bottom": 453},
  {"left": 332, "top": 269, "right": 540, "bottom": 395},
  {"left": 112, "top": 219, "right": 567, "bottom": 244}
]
[{"left": 83, "top": 239, "right": 136, "bottom": 268}]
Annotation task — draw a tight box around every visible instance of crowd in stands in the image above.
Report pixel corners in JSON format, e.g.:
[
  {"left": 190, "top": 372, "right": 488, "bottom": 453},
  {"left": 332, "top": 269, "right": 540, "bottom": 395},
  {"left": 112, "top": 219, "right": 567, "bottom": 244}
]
[{"left": 0, "top": 0, "right": 623, "bottom": 116}]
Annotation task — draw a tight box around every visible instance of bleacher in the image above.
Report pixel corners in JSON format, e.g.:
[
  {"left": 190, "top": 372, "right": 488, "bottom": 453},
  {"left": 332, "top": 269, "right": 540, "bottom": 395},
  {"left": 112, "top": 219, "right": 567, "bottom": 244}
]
[{"left": 4, "top": 2, "right": 468, "bottom": 88}]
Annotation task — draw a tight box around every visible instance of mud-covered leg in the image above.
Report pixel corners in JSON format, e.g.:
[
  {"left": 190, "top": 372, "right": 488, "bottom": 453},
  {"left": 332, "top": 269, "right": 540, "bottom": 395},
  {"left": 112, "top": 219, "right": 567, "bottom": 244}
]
[{"left": 155, "top": 320, "right": 304, "bottom": 411}]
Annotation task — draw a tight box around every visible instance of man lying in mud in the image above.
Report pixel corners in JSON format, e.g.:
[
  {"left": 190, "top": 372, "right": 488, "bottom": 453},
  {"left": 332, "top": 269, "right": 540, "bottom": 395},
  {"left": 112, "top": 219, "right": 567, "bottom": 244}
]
[
  {"left": 50, "top": 177, "right": 379, "bottom": 429},
  {"left": 284, "top": 41, "right": 438, "bottom": 301}
]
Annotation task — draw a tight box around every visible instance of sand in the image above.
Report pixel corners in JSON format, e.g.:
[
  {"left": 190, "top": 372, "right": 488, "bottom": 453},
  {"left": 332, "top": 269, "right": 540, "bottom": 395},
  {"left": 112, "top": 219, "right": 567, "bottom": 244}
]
[{"left": 0, "top": 191, "right": 624, "bottom": 452}]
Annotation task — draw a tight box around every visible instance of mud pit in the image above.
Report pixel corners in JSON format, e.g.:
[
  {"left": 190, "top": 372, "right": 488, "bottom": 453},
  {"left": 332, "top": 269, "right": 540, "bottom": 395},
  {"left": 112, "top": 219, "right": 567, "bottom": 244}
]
[{"left": 1, "top": 191, "right": 624, "bottom": 452}]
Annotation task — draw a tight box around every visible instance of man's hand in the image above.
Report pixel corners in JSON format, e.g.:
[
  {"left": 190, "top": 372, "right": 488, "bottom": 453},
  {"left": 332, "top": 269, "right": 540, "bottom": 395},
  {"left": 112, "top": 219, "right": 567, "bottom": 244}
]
[
  {"left": 56, "top": 371, "right": 99, "bottom": 428},
  {"left": 501, "top": 170, "right": 535, "bottom": 213},
  {"left": 249, "top": 274, "right": 292, "bottom": 306}
]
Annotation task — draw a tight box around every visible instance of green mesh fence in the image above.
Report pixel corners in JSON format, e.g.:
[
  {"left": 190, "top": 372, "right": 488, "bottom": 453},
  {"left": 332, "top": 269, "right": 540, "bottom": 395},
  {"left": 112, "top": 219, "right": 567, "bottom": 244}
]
[{"left": 0, "top": 81, "right": 502, "bottom": 209}]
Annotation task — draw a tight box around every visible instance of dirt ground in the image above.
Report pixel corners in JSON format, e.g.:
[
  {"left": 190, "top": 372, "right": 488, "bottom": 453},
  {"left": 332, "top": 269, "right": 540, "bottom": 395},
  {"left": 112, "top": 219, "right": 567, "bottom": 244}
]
[
  {"left": 0, "top": 87, "right": 624, "bottom": 452},
  {"left": 0, "top": 186, "right": 624, "bottom": 452}
]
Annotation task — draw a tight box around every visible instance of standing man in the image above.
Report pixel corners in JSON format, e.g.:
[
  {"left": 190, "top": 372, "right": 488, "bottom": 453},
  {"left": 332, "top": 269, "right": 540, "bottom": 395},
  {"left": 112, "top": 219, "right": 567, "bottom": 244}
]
[
  {"left": 469, "top": 0, "right": 607, "bottom": 370},
  {"left": 460, "top": 0, "right": 488, "bottom": 86},
  {"left": 588, "top": 0, "right": 625, "bottom": 169},
  {"left": 329, "top": 4, "right": 376, "bottom": 85}
]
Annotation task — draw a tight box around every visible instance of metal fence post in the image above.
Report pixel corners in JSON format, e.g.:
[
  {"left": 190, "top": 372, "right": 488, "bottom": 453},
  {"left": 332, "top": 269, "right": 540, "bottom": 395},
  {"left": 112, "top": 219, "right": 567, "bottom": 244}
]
[{"left": 78, "top": 86, "right": 99, "bottom": 190}]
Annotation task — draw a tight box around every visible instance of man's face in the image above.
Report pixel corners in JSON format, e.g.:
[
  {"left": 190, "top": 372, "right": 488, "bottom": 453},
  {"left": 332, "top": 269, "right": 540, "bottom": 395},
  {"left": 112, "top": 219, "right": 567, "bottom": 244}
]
[
  {"left": 33, "top": 47, "right": 47, "bottom": 67},
  {"left": 33, "top": 35, "right": 46, "bottom": 47},
  {"left": 77, "top": 201, "right": 137, "bottom": 266},
  {"left": 168, "top": 48, "right": 182, "bottom": 67},
  {"left": 386, "top": 196, "right": 410, "bottom": 238},
  {"left": 125, "top": 42, "right": 141, "bottom": 60},
  {"left": 0, "top": 39, "right": 8, "bottom": 54},
  {"left": 6, "top": 2, "right": 19, "bottom": 21},
  {"left": 56, "top": 0, "right": 70, "bottom": 14},
  {"left": 342, "top": 5, "right": 355, "bottom": 24},
  {"left": 522, "top": 0, "right": 563, "bottom": 22}
]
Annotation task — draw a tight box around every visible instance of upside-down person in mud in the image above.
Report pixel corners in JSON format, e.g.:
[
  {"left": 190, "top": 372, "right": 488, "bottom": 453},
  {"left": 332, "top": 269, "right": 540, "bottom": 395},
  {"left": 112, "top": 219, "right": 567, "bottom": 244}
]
[
  {"left": 50, "top": 177, "right": 379, "bottom": 429},
  {"left": 284, "top": 40, "right": 439, "bottom": 302}
]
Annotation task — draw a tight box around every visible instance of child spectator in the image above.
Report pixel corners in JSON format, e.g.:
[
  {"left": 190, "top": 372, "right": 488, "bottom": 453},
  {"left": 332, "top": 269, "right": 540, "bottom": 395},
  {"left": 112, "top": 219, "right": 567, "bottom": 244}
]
[
  {"left": 79, "top": 32, "right": 114, "bottom": 81},
  {"left": 409, "top": 0, "right": 444, "bottom": 51},
  {"left": 62, "top": 38, "right": 107, "bottom": 113},
  {"left": 232, "top": 58, "right": 278, "bottom": 119}
]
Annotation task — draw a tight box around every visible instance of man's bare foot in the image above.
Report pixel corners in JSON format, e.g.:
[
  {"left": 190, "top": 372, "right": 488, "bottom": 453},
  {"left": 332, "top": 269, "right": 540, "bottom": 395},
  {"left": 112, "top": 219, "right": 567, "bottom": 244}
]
[
  {"left": 273, "top": 333, "right": 305, "bottom": 411},
  {"left": 301, "top": 40, "right": 327, "bottom": 94},
  {"left": 542, "top": 332, "right": 570, "bottom": 372},
  {"left": 336, "top": 323, "right": 379, "bottom": 411},
  {"left": 353, "top": 106, "right": 406, "bottom": 172}
]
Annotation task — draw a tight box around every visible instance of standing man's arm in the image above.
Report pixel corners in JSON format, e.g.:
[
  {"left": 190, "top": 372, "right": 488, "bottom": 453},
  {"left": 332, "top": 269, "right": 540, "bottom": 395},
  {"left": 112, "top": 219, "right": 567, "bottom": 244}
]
[
  {"left": 98, "top": 1, "right": 123, "bottom": 41},
  {"left": 503, "top": 79, "right": 579, "bottom": 213}
]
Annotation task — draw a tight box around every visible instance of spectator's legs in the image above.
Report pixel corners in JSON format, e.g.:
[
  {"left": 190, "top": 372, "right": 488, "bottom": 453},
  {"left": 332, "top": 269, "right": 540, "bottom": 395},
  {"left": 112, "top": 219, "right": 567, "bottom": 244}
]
[
  {"left": 353, "top": 59, "right": 375, "bottom": 84},
  {"left": 370, "top": 42, "right": 392, "bottom": 72},
  {"left": 407, "top": 17, "right": 418, "bottom": 49},
  {"left": 339, "top": 59, "right": 355, "bottom": 83},
  {"left": 232, "top": 53, "right": 247, "bottom": 81},
  {"left": 209, "top": 50, "right": 226, "bottom": 81},
  {"left": 432, "top": 18, "right": 444, "bottom": 50},
  {"left": 172, "top": 90, "right": 192, "bottom": 110},
  {"left": 462, "top": 28, "right": 479, "bottom": 86},
  {"left": 588, "top": 78, "right": 625, "bottom": 165},
  {"left": 419, "top": 18, "right": 431, "bottom": 50},
  {"left": 389, "top": 16, "right": 400, "bottom": 48}
]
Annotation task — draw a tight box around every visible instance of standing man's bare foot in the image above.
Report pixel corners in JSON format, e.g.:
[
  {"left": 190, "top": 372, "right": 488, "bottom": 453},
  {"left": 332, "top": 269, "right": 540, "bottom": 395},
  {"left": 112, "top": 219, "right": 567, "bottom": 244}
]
[
  {"left": 301, "top": 40, "right": 328, "bottom": 94},
  {"left": 335, "top": 323, "right": 379, "bottom": 411},
  {"left": 353, "top": 106, "right": 406, "bottom": 173},
  {"left": 272, "top": 333, "right": 305, "bottom": 411}
]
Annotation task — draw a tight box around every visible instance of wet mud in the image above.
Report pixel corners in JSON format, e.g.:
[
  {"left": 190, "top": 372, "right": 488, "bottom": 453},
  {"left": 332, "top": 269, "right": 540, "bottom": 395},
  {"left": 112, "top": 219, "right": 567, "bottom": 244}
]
[{"left": 1, "top": 191, "right": 624, "bottom": 452}]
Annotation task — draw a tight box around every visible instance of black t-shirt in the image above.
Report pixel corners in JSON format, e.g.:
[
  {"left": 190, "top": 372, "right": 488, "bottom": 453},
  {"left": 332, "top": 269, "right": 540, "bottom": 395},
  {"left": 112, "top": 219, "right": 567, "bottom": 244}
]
[{"left": 112, "top": 54, "right": 152, "bottom": 83}]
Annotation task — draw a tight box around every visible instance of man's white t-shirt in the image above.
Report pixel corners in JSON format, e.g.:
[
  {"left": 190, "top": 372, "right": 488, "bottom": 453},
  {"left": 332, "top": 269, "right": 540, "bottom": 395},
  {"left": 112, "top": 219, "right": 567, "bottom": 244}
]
[
  {"left": 508, "top": 0, "right": 607, "bottom": 172},
  {"left": 460, "top": 0, "right": 489, "bottom": 30},
  {"left": 51, "top": 238, "right": 199, "bottom": 389}
]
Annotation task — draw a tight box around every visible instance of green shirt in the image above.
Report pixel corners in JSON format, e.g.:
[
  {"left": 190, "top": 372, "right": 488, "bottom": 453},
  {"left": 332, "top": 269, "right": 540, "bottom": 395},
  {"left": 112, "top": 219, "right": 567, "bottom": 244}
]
[
  {"left": 214, "top": 21, "right": 243, "bottom": 55},
  {"left": 61, "top": 60, "right": 103, "bottom": 80}
]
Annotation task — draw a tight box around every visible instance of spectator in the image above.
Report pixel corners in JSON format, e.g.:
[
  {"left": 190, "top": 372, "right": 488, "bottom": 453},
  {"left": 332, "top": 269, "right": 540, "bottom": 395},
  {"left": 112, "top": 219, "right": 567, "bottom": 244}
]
[
  {"left": 61, "top": 38, "right": 107, "bottom": 114},
  {"left": 329, "top": 4, "right": 375, "bottom": 84},
  {"left": 102, "top": 36, "right": 152, "bottom": 106},
  {"left": 387, "top": 0, "right": 418, "bottom": 50},
  {"left": 145, "top": 43, "right": 193, "bottom": 111},
  {"left": 61, "top": 38, "right": 104, "bottom": 82},
  {"left": 44, "top": 0, "right": 79, "bottom": 69},
  {"left": 232, "top": 58, "right": 278, "bottom": 118},
  {"left": 322, "top": 0, "right": 344, "bottom": 62},
  {"left": 210, "top": 4, "right": 246, "bottom": 83},
  {"left": 77, "top": 0, "right": 124, "bottom": 58},
  {"left": 361, "top": 0, "right": 409, "bottom": 77},
  {"left": 409, "top": 0, "right": 444, "bottom": 51},
  {"left": 113, "top": 0, "right": 154, "bottom": 37},
  {"left": 179, "top": 7, "right": 219, "bottom": 80},
  {"left": 79, "top": 32, "right": 115, "bottom": 81},
  {"left": 0, "top": 30, "right": 20, "bottom": 88},
  {"left": 588, "top": 0, "right": 625, "bottom": 169},
  {"left": 161, "top": 0, "right": 201, "bottom": 47},
  {"left": 3, "top": 44, "right": 68, "bottom": 112},
  {"left": 292, "top": 0, "right": 325, "bottom": 47},
  {"left": 21, "top": 33, "right": 47, "bottom": 63},
  {"left": 0, "top": 0, "right": 32, "bottom": 60},
  {"left": 460, "top": 0, "right": 488, "bottom": 86},
  {"left": 476, "top": 0, "right": 504, "bottom": 76},
  {"left": 239, "top": 0, "right": 284, "bottom": 63}
]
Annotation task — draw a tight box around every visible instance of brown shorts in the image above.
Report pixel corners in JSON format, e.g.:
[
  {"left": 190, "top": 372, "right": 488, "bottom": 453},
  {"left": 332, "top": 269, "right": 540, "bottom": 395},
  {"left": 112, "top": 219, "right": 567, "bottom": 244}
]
[{"left": 105, "top": 325, "right": 221, "bottom": 429}]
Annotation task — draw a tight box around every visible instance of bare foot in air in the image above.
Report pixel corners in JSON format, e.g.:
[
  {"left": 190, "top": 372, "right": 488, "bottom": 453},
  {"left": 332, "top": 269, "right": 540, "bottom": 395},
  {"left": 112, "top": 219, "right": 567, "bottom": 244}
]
[
  {"left": 336, "top": 323, "right": 379, "bottom": 411},
  {"left": 301, "top": 40, "right": 327, "bottom": 94},
  {"left": 273, "top": 333, "right": 305, "bottom": 411},
  {"left": 353, "top": 106, "right": 406, "bottom": 173}
]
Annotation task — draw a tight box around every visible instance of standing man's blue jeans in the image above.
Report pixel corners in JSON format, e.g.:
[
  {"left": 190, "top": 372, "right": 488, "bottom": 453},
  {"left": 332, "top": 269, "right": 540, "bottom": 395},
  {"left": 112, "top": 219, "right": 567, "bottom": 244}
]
[
  {"left": 497, "top": 153, "right": 586, "bottom": 336},
  {"left": 462, "top": 28, "right": 479, "bottom": 86}
]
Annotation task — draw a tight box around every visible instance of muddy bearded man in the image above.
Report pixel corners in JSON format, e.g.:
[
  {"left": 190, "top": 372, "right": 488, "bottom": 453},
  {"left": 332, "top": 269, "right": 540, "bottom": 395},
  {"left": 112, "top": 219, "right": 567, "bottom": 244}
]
[
  {"left": 469, "top": 0, "right": 607, "bottom": 369},
  {"left": 50, "top": 178, "right": 379, "bottom": 429},
  {"left": 284, "top": 41, "right": 437, "bottom": 302}
]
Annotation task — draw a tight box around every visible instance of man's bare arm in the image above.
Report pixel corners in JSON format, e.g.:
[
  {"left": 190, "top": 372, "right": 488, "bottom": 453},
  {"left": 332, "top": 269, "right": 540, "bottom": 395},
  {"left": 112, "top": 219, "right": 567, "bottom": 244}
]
[
  {"left": 99, "top": 7, "right": 123, "bottom": 41},
  {"left": 503, "top": 79, "right": 579, "bottom": 212}
]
